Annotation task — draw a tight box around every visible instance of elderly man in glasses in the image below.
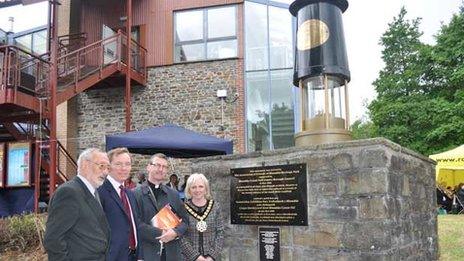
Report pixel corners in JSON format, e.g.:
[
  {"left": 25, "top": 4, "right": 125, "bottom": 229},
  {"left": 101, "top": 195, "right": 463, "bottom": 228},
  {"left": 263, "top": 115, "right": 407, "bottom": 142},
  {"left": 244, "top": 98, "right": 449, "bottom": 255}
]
[
  {"left": 97, "top": 147, "right": 143, "bottom": 261},
  {"left": 133, "top": 153, "right": 189, "bottom": 261},
  {"left": 44, "top": 148, "right": 111, "bottom": 261}
]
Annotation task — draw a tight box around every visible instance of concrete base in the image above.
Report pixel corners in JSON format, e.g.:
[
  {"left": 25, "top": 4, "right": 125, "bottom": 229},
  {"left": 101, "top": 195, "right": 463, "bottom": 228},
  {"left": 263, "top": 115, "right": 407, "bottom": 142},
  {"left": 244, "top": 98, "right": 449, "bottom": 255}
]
[{"left": 191, "top": 138, "right": 438, "bottom": 261}]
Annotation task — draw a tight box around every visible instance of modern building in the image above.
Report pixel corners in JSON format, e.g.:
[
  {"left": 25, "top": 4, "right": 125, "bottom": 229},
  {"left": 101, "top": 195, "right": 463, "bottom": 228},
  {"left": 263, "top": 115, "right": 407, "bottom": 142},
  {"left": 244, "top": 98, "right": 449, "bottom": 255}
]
[{"left": 0, "top": 0, "right": 296, "bottom": 215}]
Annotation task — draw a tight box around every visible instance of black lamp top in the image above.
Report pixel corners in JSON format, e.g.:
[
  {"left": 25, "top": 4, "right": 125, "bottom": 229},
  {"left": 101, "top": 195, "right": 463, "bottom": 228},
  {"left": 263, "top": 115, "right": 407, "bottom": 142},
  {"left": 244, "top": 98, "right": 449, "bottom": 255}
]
[{"left": 289, "top": 0, "right": 349, "bottom": 16}]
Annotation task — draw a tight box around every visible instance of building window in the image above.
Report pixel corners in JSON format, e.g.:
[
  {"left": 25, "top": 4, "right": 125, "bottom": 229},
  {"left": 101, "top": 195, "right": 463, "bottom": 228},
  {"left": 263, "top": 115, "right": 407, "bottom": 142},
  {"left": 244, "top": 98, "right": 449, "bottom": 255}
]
[
  {"left": 13, "top": 28, "right": 47, "bottom": 55},
  {"left": 174, "top": 5, "right": 238, "bottom": 62},
  {"left": 245, "top": 1, "right": 295, "bottom": 152}
]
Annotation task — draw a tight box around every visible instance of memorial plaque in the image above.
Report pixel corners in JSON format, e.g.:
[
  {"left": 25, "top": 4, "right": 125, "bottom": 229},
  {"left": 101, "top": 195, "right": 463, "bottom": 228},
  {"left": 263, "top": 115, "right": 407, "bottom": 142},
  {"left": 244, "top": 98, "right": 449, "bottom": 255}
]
[
  {"left": 230, "top": 163, "right": 307, "bottom": 226},
  {"left": 259, "top": 227, "right": 280, "bottom": 261}
]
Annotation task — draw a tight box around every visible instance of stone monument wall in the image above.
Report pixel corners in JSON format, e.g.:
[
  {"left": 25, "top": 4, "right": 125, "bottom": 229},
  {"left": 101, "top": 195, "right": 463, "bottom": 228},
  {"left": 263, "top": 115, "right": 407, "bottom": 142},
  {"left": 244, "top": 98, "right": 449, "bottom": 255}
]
[{"left": 190, "top": 138, "right": 438, "bottom": 260}]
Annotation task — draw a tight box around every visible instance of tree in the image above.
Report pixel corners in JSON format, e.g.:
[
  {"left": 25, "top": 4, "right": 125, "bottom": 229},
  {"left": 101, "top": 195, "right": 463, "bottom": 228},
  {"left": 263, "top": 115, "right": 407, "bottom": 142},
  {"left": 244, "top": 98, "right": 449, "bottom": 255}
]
[
  {"left": 350, "top": 119, "right": 378, "bottom": 140},
  {"left": 361, "top": 6, "right": 464, "bottom": 156}
]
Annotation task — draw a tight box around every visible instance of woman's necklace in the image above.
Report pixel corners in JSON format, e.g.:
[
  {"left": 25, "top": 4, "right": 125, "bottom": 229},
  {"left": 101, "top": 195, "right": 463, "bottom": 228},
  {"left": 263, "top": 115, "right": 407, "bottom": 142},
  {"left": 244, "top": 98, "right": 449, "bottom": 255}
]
[{"left": 185, "top": 200, "right": 214, "bottom": 232}]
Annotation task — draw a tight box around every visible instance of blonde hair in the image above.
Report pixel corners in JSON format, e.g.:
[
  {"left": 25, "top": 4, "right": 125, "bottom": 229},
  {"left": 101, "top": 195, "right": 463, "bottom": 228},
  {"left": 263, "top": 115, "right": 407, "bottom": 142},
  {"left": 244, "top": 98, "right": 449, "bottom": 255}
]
[{"left": 185, "top": 173, "right": 212, "bottom": 200}]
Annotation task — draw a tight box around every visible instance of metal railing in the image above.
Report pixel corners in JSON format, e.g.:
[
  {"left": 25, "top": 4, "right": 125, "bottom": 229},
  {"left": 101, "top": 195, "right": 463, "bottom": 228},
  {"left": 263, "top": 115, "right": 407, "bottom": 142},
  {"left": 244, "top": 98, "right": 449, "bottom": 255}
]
[
  {"left": 57, "top": 31, "right": 146, "bottom": 89},
  {"left": 1, "top": 31, "right": 146, "bottom": 99},
  {"left": 58, "top": 32, "right": 87, "bottom": 57},
  {"left": 0, "top": 45, "right": 50, "bottom": 96},
  {"left": 38, "top": 122, "right": 77, "bottom": 182},
  {"left": 121, "top": 31, "right": 147, "bottom": 77}
]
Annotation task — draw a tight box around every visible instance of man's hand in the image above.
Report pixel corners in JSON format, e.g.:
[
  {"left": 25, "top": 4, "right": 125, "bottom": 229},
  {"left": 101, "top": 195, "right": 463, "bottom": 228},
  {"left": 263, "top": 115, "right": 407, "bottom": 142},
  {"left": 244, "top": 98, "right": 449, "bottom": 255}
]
[{"left": 156, "top": 229, "right": 178, "bottom": 243}]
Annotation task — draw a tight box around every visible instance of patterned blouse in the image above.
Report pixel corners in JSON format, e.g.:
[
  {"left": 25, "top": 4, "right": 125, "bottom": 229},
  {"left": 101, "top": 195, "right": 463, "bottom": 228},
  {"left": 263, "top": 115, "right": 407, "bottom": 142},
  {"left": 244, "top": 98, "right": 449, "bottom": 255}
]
[{"left": 180, "top": 199, "right": 225, "bottom": 261}]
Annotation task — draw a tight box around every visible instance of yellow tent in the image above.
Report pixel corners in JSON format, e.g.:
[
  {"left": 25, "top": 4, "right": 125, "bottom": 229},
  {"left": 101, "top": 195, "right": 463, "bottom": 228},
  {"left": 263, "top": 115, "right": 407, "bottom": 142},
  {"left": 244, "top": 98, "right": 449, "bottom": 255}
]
[{"left": 430, "top": 145, "right": 464, "bottom": 188}]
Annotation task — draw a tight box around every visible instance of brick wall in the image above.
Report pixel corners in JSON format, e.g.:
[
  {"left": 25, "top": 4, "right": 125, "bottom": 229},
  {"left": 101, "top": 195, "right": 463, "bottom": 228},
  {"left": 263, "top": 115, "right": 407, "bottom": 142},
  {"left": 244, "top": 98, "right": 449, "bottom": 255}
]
[{"left": 76, "top": 58, "right": 245, "bottom": 175}]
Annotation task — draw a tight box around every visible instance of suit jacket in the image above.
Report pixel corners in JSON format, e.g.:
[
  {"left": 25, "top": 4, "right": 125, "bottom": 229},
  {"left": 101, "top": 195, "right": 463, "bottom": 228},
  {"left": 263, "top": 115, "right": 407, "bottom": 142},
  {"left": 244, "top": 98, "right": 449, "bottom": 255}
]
[
  {"left": 44, "top": 176, "right": 110, "bottom": 261},
  {"left": 98, "top": 178, "right": 143, "bottom": 261},
  {"left": 180, "top": 200, "right": 224, "bottom": 261},
  {"left": 133, "top": 182, "right": 189, "bottom": 261}
]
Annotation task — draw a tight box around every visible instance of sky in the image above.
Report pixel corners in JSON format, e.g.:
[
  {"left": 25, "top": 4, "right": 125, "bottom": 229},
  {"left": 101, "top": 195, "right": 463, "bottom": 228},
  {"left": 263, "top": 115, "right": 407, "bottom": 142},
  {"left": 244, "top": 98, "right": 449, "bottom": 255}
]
[{"left": 0, "top": 0, "right": 462, "bottom": 123}]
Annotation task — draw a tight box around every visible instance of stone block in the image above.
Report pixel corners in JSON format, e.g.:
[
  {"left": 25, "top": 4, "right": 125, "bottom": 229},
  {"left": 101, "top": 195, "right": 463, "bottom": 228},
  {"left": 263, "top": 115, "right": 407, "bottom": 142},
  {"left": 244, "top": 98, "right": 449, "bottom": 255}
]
[
  {"left": 358, "top": 196, "right": 389, "bottom": 219},
  {"left": 280, "top": 227, "right": 293, "bottom": 246},
  {"left": 309, "top": 170, "right": 337, "bottom": 182},
  {"left": 318, "top": 183, "right": 338, "bottom": 196},
  {"left": 308, "top": 206, "right": 357, "bottom": 221},
  {"left": 294, "top": 231, "right": 341, "bottom": 248},
  {"left": 330, "top": 152, "right": 354, "bottom": 171},
  {"left": 339, "top": 169, "right": 389, "bottom": 195},
  {"left": 342, "top": 222, "right": 392, "bottom": 251},
  {"left": 359, "top": 149, "right": 389, "bottom": 168},
  {"left": 358, "top": 251, "right": 399, "bottom": 261},
  {"left": 224, "top": 236, "right": 256, "bottom": 247},
  {"left": 280, "top": 247, "right": 293, "bottom": 261},
  {"left": 229, "top": 246, "right": 258, "bottom": 260},
  {"left": 307, "top": 154, "right": 332, "bottom": 173},
  {"left": 402, "top": 175, "right": 411, "bottom": 196},
  {"left": 295, "top": 249, "right": 352, "bottom": 261}
]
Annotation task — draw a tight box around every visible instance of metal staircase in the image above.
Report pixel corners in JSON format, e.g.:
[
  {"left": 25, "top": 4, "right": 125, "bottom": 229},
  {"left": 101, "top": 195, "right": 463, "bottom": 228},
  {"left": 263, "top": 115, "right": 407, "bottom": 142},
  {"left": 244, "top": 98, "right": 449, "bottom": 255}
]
[{"left": 0, "top": 30, "right": 146, "bottom": 212}]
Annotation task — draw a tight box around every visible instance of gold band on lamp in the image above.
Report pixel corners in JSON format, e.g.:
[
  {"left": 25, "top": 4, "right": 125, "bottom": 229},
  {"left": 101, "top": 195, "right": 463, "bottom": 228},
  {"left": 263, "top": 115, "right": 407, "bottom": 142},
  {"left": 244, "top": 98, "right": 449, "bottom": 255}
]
[{"left": 295, "top": 114, "right": 351, "bottom": 146}]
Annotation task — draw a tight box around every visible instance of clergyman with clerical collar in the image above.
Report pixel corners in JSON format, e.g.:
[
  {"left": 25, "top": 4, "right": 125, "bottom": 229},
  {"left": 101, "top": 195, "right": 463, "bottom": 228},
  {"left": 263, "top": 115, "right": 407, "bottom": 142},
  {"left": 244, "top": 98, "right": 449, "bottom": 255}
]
[{"left": 133, "top": 153, "right": 189, "bottom": 261}]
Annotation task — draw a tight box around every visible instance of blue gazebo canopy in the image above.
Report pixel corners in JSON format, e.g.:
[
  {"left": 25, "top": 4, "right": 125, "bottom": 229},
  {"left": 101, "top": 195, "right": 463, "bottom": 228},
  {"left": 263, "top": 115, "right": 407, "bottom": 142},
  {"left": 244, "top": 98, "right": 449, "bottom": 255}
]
[{"left": 105, "top": 124, "right": 233, "bottom": 158}]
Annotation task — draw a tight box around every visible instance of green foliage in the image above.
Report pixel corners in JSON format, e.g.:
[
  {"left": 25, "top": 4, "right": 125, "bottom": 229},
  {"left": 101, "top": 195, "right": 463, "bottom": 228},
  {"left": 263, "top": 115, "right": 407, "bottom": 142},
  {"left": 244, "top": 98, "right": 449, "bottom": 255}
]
[
  {"left": 366, "top": 6, "right": 464, "bottom": 155},
  {"left": 350, "top": 119, "right": 378, "bottom": 140},
  {"left": 0, "top": 214, "right": 46, "bottom": 253}
]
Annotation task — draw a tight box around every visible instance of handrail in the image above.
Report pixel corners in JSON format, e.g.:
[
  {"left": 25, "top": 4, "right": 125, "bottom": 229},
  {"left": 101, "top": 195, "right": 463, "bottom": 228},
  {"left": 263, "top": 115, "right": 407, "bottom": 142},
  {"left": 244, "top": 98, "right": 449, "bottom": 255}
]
[
  {"left": 131, "top": 37, "right": 147, "bottom": 51},
  {"left": 58, "top": 32, "right": 87, "bottom": 44},
  {"left": 1, "top": 45, "right": 50, "bottom": 96},
  {"left": 58, "top": 33, "right": 120, "bottom": 61},
  {"left": 57, "top": 140, "right": 77, "bottom": 168},
  {"left": 39, "top": 123, "right": 74, "bottom": 182},
  {"left": 120, "top": 31, "right": 147, "bottom": 76},
  {"left": 0, "top": 45, "right": 50, "bottom": 64},
  {"left": 118, "top": 30, "right": 147, "bottom": 52}
]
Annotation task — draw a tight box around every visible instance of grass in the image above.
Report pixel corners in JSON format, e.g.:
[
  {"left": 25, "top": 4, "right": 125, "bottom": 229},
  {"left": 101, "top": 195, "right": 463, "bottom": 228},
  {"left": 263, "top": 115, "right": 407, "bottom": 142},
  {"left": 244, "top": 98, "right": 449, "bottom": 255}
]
[{"left": 438, "top": 215, "right": 464, "bottom": 260}]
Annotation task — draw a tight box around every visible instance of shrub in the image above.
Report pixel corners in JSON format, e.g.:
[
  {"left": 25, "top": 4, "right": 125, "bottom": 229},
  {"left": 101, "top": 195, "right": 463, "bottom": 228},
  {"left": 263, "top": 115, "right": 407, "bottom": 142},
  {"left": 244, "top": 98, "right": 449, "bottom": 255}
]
[{"left": 0, "top": 213, "right": 46, "bottom": 253}]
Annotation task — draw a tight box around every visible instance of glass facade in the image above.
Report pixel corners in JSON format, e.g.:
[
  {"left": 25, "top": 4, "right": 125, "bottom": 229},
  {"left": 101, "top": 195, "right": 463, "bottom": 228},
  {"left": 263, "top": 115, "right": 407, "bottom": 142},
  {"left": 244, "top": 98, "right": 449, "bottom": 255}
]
[
  {"left": 245, "top": 1, "right": 295, "bottom": 151},
  {"left": 174, "top": 6, "right": 238, "bottom": 62},
  {"left": 13, "top": 28, "right": 47, "bottom": 55}
]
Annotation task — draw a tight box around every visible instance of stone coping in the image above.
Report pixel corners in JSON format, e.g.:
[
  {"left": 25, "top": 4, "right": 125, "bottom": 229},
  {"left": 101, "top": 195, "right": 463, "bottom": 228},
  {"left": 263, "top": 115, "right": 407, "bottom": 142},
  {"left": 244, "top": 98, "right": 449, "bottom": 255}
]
[{"left": 191, "top": 138, "right": 436, "bottom": 164}]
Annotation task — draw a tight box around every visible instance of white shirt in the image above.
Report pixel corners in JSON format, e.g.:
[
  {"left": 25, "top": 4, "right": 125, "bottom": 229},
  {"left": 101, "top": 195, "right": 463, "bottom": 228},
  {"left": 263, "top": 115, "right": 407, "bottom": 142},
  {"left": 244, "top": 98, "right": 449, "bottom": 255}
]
[
  {"left": 77, "top": 174, "right": 97, "bottom": 196},
  {"left": 107, "top": 175, "right": 138, "bottom": 247}
]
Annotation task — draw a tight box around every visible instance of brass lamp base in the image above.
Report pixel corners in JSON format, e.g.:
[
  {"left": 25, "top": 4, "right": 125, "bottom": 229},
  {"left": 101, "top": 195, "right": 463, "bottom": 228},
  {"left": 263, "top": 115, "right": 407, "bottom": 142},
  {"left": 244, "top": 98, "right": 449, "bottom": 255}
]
[
  {"left": 295, "top": 129, "right": 352, "bottom": 146},
  {"left": 294, "top": 115, "right": 352, "bottom": 146}
]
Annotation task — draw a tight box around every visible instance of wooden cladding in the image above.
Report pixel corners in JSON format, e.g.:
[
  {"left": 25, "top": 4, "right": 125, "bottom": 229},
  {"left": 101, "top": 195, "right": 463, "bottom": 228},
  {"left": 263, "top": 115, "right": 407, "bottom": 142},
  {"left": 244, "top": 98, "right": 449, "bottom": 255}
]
[
  {"left": 80, "top": 0, "right": 148, "bottom": 48},
  {"left": 148, "top": 0, "right": 243, "bottom": 66},
  {"left": 79, "top": 0, "right": 243, "bottom": 67}
]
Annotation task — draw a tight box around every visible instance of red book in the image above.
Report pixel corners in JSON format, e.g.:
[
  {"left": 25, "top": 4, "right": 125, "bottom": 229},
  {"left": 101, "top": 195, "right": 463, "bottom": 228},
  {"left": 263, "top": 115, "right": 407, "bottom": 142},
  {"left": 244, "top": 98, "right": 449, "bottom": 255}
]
[{"left": 150, "top": 204, "right": 182, "bottom": 229}]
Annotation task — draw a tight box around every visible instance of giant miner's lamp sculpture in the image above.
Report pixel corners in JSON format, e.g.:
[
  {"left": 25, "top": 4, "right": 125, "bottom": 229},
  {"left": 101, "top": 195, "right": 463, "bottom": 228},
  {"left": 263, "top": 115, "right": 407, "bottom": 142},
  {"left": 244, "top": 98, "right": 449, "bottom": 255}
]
[{"left": 290, "top": 0, "right": 352, "bottom": 146}]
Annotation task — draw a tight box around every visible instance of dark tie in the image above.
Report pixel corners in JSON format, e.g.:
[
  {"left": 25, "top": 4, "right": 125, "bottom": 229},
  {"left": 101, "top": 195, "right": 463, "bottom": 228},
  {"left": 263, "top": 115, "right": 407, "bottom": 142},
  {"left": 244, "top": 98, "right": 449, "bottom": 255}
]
[
  {"left": 94, "top": 191, "right": 102, "bottom": 207},
  {"left": 119, "top": 185, "right": 136, "bottom": 249}
]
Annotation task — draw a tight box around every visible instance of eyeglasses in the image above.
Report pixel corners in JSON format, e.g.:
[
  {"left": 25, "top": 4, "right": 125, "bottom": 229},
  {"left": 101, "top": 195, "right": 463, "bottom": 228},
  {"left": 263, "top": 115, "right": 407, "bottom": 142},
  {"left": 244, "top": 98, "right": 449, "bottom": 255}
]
[
  {"left": 87, "top": 160, "right": 110, "bottom": 171},
  {"left": 112, "top": 162, "right": 131, "bottom": 168},
  {"left": 149, "top": 163, "right": 169, "bottom": 170}
]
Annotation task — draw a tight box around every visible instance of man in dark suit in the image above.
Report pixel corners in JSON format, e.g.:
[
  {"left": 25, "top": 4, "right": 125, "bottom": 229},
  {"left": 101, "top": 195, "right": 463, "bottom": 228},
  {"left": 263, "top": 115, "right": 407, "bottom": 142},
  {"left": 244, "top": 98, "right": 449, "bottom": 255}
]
[
  {"left": 44, "top": 148, "right": 111, "bottom": 261},
  {"left": 98, "top": 147, "right": 142, "bottom": 261},
  {"left": 134, "top": 153, "right": 188, "bottom": 261}
]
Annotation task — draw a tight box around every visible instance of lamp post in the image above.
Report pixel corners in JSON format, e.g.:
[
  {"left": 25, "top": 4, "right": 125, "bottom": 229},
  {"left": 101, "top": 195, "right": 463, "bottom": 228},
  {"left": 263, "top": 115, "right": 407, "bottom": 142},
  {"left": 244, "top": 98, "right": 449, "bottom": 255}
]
[{"left": 290, "top": 0, "right": 351, "bottom": 146}]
